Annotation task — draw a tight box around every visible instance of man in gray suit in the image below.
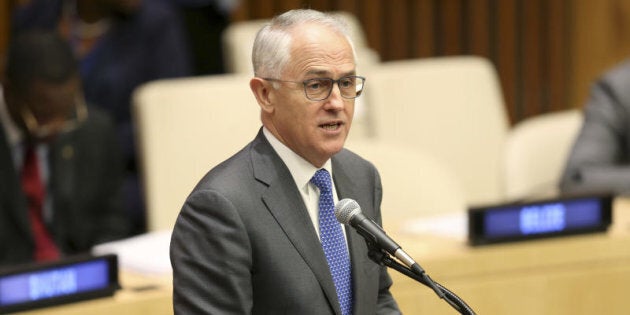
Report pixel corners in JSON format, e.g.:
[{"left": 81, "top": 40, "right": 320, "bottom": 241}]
[
  {"left": 170, "top": 9, "right": 401, "bottom": 315},
  {"left": 0, "top": 30, "right": 130, "bottom": 266},
  {"left": 561, "top": 59, "right": 630, "bottom": 195}
]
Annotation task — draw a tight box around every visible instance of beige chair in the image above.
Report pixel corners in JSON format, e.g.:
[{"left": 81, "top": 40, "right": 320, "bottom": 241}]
[
  {"left": 345, "top": 140, "right": 466, "bottom": 229},
  {"left": 365, "top": 56, "right": 510, "bottom": 206},
  {"left": 133, "top": 73, "right": 261, "bottom": 231},
  {"left": 221, "top": 18, "right": 266, "bottom": 74},
  {"left": 503, "top": 109, "right": 583, "bottom": 201}
]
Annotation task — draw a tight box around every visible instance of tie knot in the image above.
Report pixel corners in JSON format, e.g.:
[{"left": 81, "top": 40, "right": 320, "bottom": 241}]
[{"left": 310, "top": 169, "right": 332, "bottom": 192}]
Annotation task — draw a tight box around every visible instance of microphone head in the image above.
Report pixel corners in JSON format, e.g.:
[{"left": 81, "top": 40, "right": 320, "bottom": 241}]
[{"left": 335, "top": 198, "right": 362, "bottom": 224}]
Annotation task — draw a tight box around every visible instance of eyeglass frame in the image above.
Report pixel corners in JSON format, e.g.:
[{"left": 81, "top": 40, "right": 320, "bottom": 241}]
[
  {"left": 262, "top": 75, "right": 366, "bottom": 101},
  {"left": 20, "top": 92, "right": 89, "bottom": 139}
]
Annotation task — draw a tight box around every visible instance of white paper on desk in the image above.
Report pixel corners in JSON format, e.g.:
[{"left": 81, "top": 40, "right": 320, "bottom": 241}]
[
  {"left": 400, "top": 212, "right": 468, "bottom": 241},
  {"left": 91, "top": 230, "right": 173, "bottom": 275}
]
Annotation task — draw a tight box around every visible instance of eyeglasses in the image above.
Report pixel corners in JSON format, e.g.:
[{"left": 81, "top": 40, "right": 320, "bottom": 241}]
[
  {"left": 20, "top": 93, "right": 88, "bottom": 139},
  {"left": 263, "top": 75, "right": 366, "bottom": 101}
]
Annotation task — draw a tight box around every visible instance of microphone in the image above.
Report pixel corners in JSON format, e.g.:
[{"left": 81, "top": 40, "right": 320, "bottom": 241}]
[
  {"left": 336, "top": 199, "right": 477, "bottom": 314},
  {"left": 334, "top": 198, "right": 422, "bottom": 273}
]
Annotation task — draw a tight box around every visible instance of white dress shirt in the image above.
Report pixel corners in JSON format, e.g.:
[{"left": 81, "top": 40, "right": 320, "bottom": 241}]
[{"left": 263, "top": 127, "right": 348, "bottom": 241}]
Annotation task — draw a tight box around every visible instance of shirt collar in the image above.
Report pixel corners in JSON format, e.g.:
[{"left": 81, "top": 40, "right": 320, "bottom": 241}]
[
  {"left": 262, "top": 127, "right": 333, "bottom": 191},
  {"left": 0, "top": 86, "right": 24, "bottom": 147}
]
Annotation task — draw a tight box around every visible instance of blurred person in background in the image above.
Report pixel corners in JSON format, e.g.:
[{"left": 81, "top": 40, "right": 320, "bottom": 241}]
[
  {"left": 561, "top": 59, "right": 630, "bottom": 196},
  {"left": 171, "top": 0, "right": 240, "bottom": 75},
  {"left": 0, "top": 29, "right": 130, "bottom": 268},
  {"left": 12, "top": 0, "right": 193, "bottom": 234}
]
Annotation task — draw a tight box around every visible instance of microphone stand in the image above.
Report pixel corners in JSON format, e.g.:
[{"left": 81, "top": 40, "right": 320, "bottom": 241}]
[{"left": 367, "top": 244, "right": 476, "bottom": 315}]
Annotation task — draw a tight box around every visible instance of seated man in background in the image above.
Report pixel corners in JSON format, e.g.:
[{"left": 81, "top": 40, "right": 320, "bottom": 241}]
[
  {"left": 561, "top": 59, "right": 630, "bottom": 196},
  {"left": 12, "top": 0, "right": 194, "bottom": 234},
  {"left": 0, "top": 30, "right": 130, "bottom": 267}
]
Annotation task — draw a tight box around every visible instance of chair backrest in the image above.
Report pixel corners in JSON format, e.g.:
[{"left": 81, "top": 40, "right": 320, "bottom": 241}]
[
  {"left": 221, "top": 18, "right": 266, "bottom": 74},
  {"left": 345, "top": 140, "right": 466, "bottom": 228},
  {"left": 503, "top": 109, "right": 583, "bottom": 201},
  {"left": 133, "top": 73, "right": 261, "bottom": 231},
  {"left": 365, "top": 56, "right": 509, "bottom": 206}
]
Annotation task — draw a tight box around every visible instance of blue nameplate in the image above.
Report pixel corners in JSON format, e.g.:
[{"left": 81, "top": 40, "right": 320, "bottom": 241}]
[
  {"left": 468, "top": 195, "right": 613, "bottom": 246},
  {"left": 0, "top": 254, "right": 118, "bottom": 313}
]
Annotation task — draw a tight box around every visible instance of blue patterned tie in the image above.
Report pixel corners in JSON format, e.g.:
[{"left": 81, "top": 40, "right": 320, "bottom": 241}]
[{"left": 311, "top": 169, "right": 353, "bottom": 315}]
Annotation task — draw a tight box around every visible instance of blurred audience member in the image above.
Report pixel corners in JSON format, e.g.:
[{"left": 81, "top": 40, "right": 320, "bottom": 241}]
[
  {"left": 171, "top": 0, "right": 240, "bottom": 75},
  {"left": 12, "top": 0, "right": 193, "bottom": 234},
  {"left": 561, "top": 59, "right": 630, "bottom": 196},
  {"left": 0, "top": 30, "right": 130, "bottom": 267}
]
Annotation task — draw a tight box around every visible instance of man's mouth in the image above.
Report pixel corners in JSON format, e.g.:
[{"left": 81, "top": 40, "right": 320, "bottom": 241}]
[{"left": 320, "top": 122, "right": 342, "bottom": 130}]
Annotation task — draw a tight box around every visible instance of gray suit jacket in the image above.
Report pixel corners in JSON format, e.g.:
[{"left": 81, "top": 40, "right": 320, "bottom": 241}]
[
  {"left": 0, "top": 107, "right": 130, "bottom": 267},
  {"left": 170, "top": 129, "right": 401, "bottom": 314},
  {"left": 560, "top": 59, "right": 630, "bottom": 195}
]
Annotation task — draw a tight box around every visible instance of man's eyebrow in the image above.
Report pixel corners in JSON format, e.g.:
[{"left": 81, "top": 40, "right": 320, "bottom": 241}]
[
  {"left": 304, "top": 69, "right": 330, "bottom": 77},
  {"left": 304, "top": 69, "right": 357, "bottom": 77}
]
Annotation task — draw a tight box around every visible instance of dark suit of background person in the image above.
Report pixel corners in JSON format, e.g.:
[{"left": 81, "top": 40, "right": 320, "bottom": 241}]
[
  {"left": 0, "top": 30, "right": 130, "bottom": 268},
  {"left": 560, "top": 59, "right": 630, "bottom": 196},
  {"left": 169, "top": 0, "right": 240, "bottom": 75},
  {"left": 170, "top": 9, "right": 401, "bottom": 315}
]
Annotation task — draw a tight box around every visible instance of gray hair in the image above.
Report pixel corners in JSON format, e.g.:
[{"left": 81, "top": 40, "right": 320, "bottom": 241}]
[{"left": 252, "top": 9, "right": 356, "bottom": 78}]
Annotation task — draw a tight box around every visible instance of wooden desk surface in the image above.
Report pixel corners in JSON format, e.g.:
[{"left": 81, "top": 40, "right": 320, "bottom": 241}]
[
  {"left": 389, "top": 197, "right": 630, "bottom": 314},
  {"left": 17, "top": 273, "right": 173, "bottom": 315},
  {"left": 18, "top": 198, "right": 630, "bottom": 314}
]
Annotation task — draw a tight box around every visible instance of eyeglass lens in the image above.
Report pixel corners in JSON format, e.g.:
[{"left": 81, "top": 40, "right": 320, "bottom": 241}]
[{"left": 304, "top": 76, "right": 364, "bottom": 101}]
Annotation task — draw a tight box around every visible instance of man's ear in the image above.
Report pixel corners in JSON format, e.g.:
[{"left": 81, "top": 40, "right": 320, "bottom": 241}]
[{"left": 250, "top": 77, "right": 274, "bottom": 113}]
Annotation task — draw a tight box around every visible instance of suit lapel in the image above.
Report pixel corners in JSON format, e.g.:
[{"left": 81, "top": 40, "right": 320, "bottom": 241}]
[
  {"left": 0, "top": 124, "right": 31, "bottom": 240},
  {"left": 332, "top": 155, "right": 375, "bottom": 315},
  {"left": 48, "top": 133, "right": 77, "bottom": 242},
  {"left": 251, "top": 131, "right": 342, "bottom": 315}
]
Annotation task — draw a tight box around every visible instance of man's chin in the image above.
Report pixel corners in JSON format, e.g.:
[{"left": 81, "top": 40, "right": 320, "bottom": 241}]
[{"left": 325, "top": 141, "right": 346, "bottom": 156}]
